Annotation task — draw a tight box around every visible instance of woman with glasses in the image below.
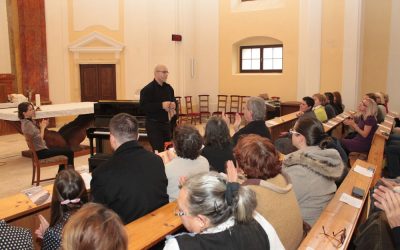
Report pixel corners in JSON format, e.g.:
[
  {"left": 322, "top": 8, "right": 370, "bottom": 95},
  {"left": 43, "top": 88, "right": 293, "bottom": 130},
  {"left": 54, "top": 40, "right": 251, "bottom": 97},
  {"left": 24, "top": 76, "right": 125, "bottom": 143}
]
[
  {"left": 341, "top": 97, "right": 378, "bottom": 154},
  {"left": 282, "top": 117, "right": 344, "bottom": 226},
  {"left": 164, "top": 172, "right": 284, "bottom": 250}
]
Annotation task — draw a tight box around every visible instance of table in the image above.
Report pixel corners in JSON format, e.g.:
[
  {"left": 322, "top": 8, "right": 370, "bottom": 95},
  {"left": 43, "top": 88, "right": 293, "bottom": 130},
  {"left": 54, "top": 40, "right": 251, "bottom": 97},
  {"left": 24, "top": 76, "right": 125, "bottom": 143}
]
[
  {"left": 298, "top": 159, "right": 377, "bottom": 250},
  {"left": 0, "top": 102, "right": 94, "bottom": 121},
  {"left": 265, "top": 112, "right": 298, "bottom": 141}
]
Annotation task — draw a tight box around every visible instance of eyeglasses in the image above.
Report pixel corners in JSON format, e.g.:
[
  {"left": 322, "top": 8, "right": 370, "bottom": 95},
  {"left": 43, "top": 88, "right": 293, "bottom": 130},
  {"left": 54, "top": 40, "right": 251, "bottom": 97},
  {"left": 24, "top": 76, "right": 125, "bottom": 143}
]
[
  {"left": 157, "top": 71, "right": 169, "bottom": 74},
  {"left": 321, "top": 226, "right": 347, "bottom": 248},
  {"left": 289, "top": 129, "right": 301, "bottom": 137},
  {"left": 174, "top": 206, "right": 189, "bottom": 217}
]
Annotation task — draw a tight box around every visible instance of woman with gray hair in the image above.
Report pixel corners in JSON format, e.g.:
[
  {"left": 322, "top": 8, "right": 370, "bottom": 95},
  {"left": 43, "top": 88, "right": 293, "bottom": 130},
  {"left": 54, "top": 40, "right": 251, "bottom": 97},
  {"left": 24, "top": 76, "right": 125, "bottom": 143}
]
[
  {"left": 229, "top": 96, "right": 271, "bottom": 146},
  {"left": 164, "top": 172, "right": 284, "bottom": 250}
]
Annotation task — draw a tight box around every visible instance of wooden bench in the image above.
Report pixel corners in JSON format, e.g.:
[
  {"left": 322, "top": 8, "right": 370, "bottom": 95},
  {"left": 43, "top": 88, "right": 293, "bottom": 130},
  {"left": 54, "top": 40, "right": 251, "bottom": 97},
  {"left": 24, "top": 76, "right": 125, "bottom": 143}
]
[
  {"left": 0, "top": 185, "right": 53, "bottom": 249},
  {"left": 0, "top": 149, "right": 179, "bottom": 250},
  {"left": 125, "top": 201, "right": 182, "bottom": 250},
  {"left": 266, "top": 110, "right": 351, "bottom": 142},
  {"left": 323, "top": 111, "right": 353, "bottom": 138},
  {"left": 266, "top": 112, "right": 298, "bottom": 141},
  {"left": 298, "top": 159, "right": 377, "bottom": 250},
  {"left": 300, "top": 112, "right": 396, "bottom": 249},
  {"left": 369, "top": 115, "right": 394, "bottom": 186}
]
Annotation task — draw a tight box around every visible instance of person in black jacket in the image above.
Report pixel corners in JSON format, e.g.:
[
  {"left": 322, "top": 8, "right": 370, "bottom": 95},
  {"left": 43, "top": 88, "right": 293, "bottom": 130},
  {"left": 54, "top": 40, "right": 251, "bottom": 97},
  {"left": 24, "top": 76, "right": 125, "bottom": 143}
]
[
  {"left": 90, "top": 113, "right": 169, "bottom": 224},
  {"left": 201, "top": 116, "right": 235, "bottom": 173},
  {"left": 140, "top": 64, "right": 176, "bottom": 152},
  {"left": 229, "top": 96, "right": 271, "bottom": 146}
]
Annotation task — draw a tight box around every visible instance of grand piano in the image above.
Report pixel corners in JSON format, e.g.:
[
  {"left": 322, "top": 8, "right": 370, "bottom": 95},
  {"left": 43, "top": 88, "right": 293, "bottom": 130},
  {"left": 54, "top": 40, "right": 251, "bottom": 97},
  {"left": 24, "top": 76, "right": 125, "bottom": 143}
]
[{"left": 86, "top": 100, "right": 146, "bottom": 172}]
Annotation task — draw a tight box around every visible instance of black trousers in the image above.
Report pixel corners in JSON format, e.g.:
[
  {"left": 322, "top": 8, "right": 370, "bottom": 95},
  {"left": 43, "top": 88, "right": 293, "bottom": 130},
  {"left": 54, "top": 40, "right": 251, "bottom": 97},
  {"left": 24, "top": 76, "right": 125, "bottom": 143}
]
[
  {"left": 145, "top": 120, "right": 171, "bottom": 152},
  {"left": 36, "top": 148, "right": 74, "bottom": 172}
]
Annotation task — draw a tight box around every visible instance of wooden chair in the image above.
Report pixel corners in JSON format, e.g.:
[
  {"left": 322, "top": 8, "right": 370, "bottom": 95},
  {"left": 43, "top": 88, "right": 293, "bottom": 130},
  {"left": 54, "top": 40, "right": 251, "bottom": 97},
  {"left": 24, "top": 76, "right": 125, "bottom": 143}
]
[
  {"left": 175, "top": 96, "right": 187, "bottom": 124},
  {"left": 212, "top": 95, "right": 228, "bottom": 116},
  {"left": 226, "top": 95, "right": 241, "bottom": 123},
  {"left": 238, "top": 96, "right": 250, "bottom": 117},
  {"left": 198, "top": 95, "right": 210, "bottom": 123},
  {"left": 184, "top": 96, "right": 201, "bottom": 124},
  {"left": 25, "top": 136, "right": 68, "bottom": 186}
]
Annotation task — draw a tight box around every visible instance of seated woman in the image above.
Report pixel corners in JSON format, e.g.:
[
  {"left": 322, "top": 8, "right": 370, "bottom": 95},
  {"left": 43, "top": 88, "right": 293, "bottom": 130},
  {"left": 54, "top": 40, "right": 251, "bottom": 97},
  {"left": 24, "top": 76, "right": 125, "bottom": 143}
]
[
  {"left": 341, "top": 98, "right": 378, "bottom": 154},
  {"left": 324, "top": 92, "right": 337, "bottom": 119},
  {"left": 312, "top": 93, "right": 328, "bottom": 123},
  {"left": 365, "top": 93, "right": 384, "bottom": 124},
  {"left": 232, "top": 134, "right": 303, "bottom": 250},
  {"left": 333, "top": 91, "right": 345, "bottom": 114},
  {"left": 201, "top": 116, "right": 235, "bottom": 173},
  {"left": 274, "top": 96, "right": 316, "bottom": 155},
  {"left": 0, "top": 220, "right": 33, "bottom": 249},
  {"left": 35, "top": 169, "right": 88, "bottom": 250},
  {"left": 375, "top": 92, "right": 387, "bottom": 123},
  {"left": 165, "top": 124, "right": 209, "bottom": 201},
  {"left": 18, "top": 102, "right": 74, "bottom": 172},
  {"left": 62, "top": 203, "right": 127, "bottom": 250},
  {"left": 282, "top": 117, "right": 344, "bottom": 226},
  {"left": 164, "top": 172, "right": 284, "bottom": 250}
]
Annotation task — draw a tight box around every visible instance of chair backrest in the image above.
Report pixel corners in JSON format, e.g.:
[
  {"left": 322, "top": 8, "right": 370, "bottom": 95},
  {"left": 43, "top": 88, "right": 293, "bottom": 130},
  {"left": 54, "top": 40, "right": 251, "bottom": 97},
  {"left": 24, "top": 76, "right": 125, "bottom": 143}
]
[
  {"left": 216, "top": 95, "right": 228, "bottom": 113},
  {"left": 184, "top": 96, "right": 194, "bottom": 114},
  {"left": 198, "top": 95, "right": 209, "bottom": 113},
  {"left": 229, "top": 95, "right": 240, "bottom": 113},
  {"left": 175, "top": 96, "right": 184, "bottom": 115},
  {"left": 240, "top": 96, "right": 250, "bottom": 113},
  {"left": 25, "top": 136, "right": 39, "bottom": 165}
]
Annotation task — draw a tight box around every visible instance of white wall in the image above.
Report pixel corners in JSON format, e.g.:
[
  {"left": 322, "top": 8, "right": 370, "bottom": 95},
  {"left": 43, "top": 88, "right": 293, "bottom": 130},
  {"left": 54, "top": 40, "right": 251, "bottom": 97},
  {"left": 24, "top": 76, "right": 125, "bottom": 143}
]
[
  {"left": 0, "top": 0, "right": 11, "bottom": 73},
  {"left": 387, "top": 0, "right": 400, "bottom": 113},
  {"left": 124, "top": 0, "right": 219, "bottom": 106},
  {"left": 45, "top": 0, "right": 70, "bottom": 104}
]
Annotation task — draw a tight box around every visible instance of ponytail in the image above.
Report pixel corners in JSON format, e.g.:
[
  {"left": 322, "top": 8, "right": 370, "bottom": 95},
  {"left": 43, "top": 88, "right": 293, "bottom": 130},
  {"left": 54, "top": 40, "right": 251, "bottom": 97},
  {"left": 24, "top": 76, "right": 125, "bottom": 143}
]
[
  {"left": 183, "top": 172, "right": 256, "bottom": 226},
  {"left": 234, "top": 185, "right": 256, "bottom": 223}
]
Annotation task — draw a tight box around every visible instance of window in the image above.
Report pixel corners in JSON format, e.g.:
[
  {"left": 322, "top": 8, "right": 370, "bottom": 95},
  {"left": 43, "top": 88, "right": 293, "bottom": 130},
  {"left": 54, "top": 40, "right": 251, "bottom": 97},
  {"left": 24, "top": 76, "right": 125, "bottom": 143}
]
[{"left": 240, "top": 45, "right": 283, "bottom": 73}]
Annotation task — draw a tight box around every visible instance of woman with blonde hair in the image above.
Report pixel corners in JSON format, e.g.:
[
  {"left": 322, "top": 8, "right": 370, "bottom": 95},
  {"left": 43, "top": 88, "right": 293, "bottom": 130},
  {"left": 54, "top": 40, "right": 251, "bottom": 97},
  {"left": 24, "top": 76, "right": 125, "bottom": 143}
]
[
  {"left": 312, "top": 93, "right": 328, "bottom": 123},
  {"left": 62, "top": 203, "right": 127, "bottom": 250},
  {"left": 341, "top": 98, "right": 378, "bottom": 153}
]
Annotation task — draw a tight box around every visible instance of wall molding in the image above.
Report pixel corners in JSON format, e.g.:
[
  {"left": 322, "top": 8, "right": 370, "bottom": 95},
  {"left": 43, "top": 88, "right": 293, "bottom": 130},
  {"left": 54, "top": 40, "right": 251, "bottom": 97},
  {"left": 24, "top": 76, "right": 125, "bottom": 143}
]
[{"left": 68, "top": 32, "right": 124, "bottom": 60}]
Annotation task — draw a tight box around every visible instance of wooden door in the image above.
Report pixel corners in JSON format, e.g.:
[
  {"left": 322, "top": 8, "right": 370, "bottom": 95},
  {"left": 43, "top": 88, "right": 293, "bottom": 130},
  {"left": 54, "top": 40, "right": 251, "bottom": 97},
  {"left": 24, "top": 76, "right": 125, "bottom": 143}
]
[{"left": 80, "top": 64, "right": 116, "bottom": 102}]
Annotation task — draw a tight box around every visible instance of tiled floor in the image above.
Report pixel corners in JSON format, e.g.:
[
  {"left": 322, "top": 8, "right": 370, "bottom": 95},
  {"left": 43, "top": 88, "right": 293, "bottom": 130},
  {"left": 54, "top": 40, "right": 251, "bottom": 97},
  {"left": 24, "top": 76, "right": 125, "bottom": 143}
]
[{"left": 0, "top": 133, "right": 90, "bottom": 199}]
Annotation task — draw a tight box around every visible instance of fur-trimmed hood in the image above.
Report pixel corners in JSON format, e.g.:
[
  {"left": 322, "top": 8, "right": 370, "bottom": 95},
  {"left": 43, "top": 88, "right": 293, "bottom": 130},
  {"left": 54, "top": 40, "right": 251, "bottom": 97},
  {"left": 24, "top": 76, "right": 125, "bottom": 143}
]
[{"left": 282, "top": 146, "right": 344, "bottom": 181}]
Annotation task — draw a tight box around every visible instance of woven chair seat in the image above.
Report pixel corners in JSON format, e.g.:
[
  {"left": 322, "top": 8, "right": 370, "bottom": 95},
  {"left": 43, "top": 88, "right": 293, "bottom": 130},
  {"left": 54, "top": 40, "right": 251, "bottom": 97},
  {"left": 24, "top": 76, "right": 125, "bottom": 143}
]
[{"left": 39, "top": 155, "right": 68, "bottom": 164}]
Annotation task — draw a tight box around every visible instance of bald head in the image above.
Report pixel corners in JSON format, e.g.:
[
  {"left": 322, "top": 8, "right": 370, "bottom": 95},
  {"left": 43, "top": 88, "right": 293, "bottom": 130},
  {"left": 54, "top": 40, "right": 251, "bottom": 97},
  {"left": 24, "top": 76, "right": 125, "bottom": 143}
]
[{"left": 154, "top": 64, "right": 169, "bottom": 85}]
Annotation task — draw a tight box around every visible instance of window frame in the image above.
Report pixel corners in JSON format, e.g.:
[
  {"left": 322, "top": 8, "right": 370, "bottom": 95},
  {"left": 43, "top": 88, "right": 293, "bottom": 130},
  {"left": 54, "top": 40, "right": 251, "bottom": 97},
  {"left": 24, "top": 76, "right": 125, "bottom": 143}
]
[{"left": 239, "top": 44, "right": 283, "bottom": 73}]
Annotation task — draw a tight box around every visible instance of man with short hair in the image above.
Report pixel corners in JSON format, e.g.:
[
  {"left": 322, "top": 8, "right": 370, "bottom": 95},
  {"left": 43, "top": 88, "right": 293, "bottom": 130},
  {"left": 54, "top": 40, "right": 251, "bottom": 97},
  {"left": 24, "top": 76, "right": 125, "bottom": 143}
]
[
  {"left": 140, "top": 64, "right": 176, "bottom": 152},
  {"left": 298, "top": 96, "right": 317, "bottom": 119},
  {"left": 229, "top": 96, "right": 271, "bottom": 146},
  {"left": 91, "top": 113, "right": 169, "bottom": 224}
]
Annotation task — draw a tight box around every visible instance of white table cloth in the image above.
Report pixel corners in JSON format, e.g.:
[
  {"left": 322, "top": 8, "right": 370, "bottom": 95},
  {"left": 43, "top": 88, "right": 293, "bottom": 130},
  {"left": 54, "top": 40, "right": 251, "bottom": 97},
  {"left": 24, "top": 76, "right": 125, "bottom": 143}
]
[{"left": 0, "top": 102, "right": 95, "bottom": 121}]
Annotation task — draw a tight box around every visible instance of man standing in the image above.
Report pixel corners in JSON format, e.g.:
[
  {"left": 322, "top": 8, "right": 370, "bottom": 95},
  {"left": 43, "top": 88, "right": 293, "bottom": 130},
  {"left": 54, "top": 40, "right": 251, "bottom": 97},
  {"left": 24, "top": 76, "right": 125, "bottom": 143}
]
[
  {"left": 140, "top": 64, "right": 176, "bottom": 152},
  {"left": 91, "top": 113, "right": 169, "bottom": 224}
]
